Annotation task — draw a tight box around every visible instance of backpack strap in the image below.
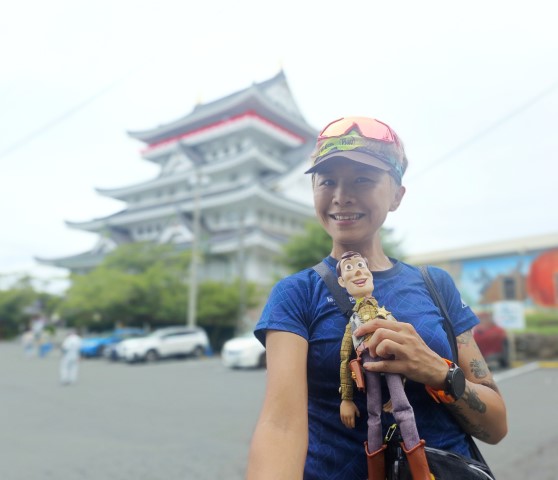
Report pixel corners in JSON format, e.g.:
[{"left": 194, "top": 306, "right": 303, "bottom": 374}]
[
  {"left": 312, "top": 260, "right": 354, "bottom": 318},
  {"left": 419, "top": 266, "right": 492, "bottom": 469},
  {"left": 419, "top": 265, "right": 459, "bottom": 363}
]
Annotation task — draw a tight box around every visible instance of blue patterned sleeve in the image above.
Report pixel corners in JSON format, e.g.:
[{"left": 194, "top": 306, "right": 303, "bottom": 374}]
[{"left": 254, "top": 274, "right": 311, "bottom": 346}]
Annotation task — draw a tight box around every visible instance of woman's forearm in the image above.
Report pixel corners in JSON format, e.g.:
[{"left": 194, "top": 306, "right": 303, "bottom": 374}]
[
  {"left": 450, "top": 331, "right": 508, "bottom": 444},
  {"left": 447, "top": 375, "right": 507, "bottom": 444},
  {"left": 247, "top": 414, "right": 308, "bottom": 479},
  {"left": 247, "top": 331, "right": 309, "bottom": 479}
]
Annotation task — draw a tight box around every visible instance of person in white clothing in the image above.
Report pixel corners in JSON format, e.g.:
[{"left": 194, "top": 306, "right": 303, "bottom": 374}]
[{"left": 59, "top": 330, "right": 82, "bottom": 385}]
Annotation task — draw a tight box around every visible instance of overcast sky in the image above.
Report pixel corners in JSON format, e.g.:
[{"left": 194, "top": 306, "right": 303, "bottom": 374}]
[{"left": 1, "top": 0, "right": 557, "bottom": 291}]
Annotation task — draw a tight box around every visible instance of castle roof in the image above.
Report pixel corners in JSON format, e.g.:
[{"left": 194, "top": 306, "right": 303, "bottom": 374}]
[{"left": 127, "top": 70, "right": 316, "bottom": 147}]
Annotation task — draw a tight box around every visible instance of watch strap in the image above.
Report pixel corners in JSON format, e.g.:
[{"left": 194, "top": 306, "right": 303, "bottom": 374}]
[{"left": 425, "top": 358, "right": 458, "bottom": 404}]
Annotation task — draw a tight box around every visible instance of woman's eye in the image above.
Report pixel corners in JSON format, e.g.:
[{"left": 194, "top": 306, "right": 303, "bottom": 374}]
[
  {"left": 355, "top": 177, "right": 373, "bottom": 183},
  {"left": 318, "top": 179, "right": 335, "bottom": 186}
]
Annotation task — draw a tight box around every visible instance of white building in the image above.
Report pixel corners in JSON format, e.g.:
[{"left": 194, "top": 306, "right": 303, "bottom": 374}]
[{"left": 37, "top": 71, "right": 317, "bottom": 284}]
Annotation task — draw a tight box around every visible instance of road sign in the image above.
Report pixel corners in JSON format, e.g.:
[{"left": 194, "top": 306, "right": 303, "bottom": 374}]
[{"left": 492, "top": 300, "right": 526, "bottom": 330}]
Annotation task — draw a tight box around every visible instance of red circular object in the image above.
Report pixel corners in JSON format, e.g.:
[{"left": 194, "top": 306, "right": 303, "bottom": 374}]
[{"left": 527, "top": 249, "right": 558, "bottom": 306}]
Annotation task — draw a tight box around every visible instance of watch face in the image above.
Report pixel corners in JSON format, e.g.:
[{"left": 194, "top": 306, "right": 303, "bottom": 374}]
[{"left": 449, "top": 366, "right": 466, "bottom": 399}]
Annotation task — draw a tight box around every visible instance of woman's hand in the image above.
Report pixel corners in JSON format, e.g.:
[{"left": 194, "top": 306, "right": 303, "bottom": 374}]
[{"left": 353, "top": 317, "right": 449, "bottom": 388}]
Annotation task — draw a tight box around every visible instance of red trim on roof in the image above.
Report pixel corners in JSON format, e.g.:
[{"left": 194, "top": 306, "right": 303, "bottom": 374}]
[{"left": 141, "top": 110, "right": 305, "bottom": 153}]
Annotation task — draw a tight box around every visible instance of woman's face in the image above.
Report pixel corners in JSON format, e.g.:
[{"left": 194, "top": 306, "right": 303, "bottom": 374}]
[{"left": 312, "top": 158, "right": 405, "bottom": 249}]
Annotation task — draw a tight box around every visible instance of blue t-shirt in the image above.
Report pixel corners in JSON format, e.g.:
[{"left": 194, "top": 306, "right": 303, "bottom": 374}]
[{"left": 255, "top": 257, "right": 479, "bottom": 480}]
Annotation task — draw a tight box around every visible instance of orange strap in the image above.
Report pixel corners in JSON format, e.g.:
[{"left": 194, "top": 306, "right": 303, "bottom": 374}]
[{"left": 425, "top": 359, "right": 457, "bottom": 404}]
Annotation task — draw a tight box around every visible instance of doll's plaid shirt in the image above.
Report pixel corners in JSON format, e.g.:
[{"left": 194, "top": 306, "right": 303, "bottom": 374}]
[{"left": 339, "top": 296, "right": 393, "bottom": 400}]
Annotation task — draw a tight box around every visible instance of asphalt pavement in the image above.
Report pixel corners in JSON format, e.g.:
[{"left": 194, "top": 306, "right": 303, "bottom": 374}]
[
  {"left": 1, "top": 341, "right": 557, "bottom": 479},
  {"left": 479, "top": 362, "right": 558, "bottom": 480},
  {"left": 0, "top": 342, "right": 265, "bottom": 480}
]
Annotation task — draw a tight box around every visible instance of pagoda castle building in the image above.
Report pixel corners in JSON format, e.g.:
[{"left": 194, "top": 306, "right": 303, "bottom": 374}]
[{"left": 37, "top": 71, "right": 317, "bottom": 284}]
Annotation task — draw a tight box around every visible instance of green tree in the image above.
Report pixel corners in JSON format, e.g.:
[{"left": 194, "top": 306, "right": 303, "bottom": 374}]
[
  {"left": 279, "top": 220, "right": 405, "bottom": 273},
  {"left": 197, "top": 279, "right": 261, "bottom": 350},
  {"left": 60, "top": 243, "right": 191, "bottom": 331},
  {"left": 58, "top": 243, "right": 260, "bottom": 348},
  {"left": 60, "top": 268, "right": 143, "bottom": 330},
  {"left": 0, "top": 276, "right": 62, "bottom": 338}
]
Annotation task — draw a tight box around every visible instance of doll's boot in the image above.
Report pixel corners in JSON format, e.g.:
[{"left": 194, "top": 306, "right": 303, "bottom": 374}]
[
  {"left": 401, "top": 439, "right": 434, "bottom": 480},
  {"left": 364, "top": 442, "right": 387, "bottom": 480}
]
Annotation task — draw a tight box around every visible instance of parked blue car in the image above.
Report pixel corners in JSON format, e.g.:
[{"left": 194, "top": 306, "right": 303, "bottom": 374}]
[{"left": 80, "top": 328, "right": 146, "bottom": 358}]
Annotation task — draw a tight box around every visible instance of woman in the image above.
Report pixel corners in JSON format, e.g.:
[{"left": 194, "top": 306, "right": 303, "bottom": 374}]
[{"left": 247, "top": 116, "right": 507, "bottom": 479}]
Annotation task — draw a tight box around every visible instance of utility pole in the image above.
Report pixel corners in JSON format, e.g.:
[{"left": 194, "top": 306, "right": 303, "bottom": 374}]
[
  {"left": 237, "top": 211, "right": 246, "bottom": 333},
  {"left": 187, "top": 169, "right": 202, "bottom": 328}
]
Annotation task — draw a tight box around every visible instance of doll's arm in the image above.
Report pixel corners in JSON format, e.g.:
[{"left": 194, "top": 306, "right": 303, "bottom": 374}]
[
  {"left": 340, "top": 399, "right": 360, "bottom": 429},
  {"left": 339, "top": 323, "right": 354, "bottom": 400}
]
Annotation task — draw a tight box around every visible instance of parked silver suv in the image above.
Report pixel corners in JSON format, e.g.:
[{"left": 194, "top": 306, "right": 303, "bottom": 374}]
[{"left": 116, "top": 326, "right": 209, "bottom": 363}]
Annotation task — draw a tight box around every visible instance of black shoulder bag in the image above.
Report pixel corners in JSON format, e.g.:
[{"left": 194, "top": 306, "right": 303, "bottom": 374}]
[{"left": 312, "top": 261, "right": 496, "bottom": 479}]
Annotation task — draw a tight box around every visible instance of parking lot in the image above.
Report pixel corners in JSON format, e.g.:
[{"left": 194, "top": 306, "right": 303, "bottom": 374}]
[
  {"left": 2, "top": 341, "right": 558, "bottom": 479},
  {"left": 0, "top": 342, "right": 265, "bottom": 480}
]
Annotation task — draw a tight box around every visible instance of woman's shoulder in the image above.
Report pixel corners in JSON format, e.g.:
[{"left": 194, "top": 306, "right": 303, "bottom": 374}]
[
  {"left": 256, "top": 264, "right": 327, "bottom": 344},
  {"left": 274, "top": 258, "right": 338, "bottom": 287},
  {"left": 273, "top": 265, "right": 320, "bottom": 288},
  {"left": 265, "top": 265, "right": 325, "bottom": 306}
]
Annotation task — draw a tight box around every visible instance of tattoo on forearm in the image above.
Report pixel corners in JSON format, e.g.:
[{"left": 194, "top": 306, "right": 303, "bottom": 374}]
[
  {"left": 447, "top": 401, "right": 491, "bottom": 441},
  {"left": 469, "top": 358, "right": 500, "bottom": 393},
  {"left": 462, "top": 386, "right": 487, "bottom": 414},
  {"left": 466, "top": 423, "right": 491, "bottom": 441},
  {"left": 456, "top": 330, "right": 472, "bottom": 347},
  {"left": 470, "top": 359, "right": 488, "bottom": 379}
]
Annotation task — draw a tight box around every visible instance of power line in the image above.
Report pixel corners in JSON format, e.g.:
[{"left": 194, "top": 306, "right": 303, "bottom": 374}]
[
  {"left": 0, "top": 67, "right": 140, "bottom": 160},
  {"left": 408, "top": 78, "right": 558, "bottom": 181}
]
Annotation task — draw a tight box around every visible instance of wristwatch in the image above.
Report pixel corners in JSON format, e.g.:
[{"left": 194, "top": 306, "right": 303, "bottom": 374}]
[{"left": 425, "top": 359, "right": 466, "bottom": 403}]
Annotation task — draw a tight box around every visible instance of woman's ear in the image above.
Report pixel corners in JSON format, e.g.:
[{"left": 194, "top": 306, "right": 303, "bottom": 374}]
[{"left": 389, "top": 185, "right": 406, "bottom": 212}]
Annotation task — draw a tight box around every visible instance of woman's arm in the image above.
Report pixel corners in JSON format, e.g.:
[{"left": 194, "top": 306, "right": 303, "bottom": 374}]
[
  {"left": 355, "top": 320, "right": 507, "bottom": 444},
  {"left": 445, "top": 329, "right": 508, "bottom": 444},
  {"left": 246, "top": 330, "right": 309, "bottom": 480}
]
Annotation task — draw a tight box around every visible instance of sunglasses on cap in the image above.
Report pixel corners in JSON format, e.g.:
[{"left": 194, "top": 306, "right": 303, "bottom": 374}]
[
  {"left": 307, "top": 116, "right": 407, "bottom": 182},
  {"left": 318, "top": 116, "right": 402, "bottom": 147}
]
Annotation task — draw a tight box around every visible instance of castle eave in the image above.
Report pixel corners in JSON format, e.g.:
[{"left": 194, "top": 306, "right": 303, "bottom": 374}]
[
  {"left": 35, "top": 251, "right": 106, "bottom": 270},
  {"left": 139, "top": 111, "right": 306, "bottom": 156}
]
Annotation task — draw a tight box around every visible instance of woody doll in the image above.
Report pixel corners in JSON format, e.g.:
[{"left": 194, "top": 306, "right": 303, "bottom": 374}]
[{"left": 337, "top": 251, "right": 433, "bottom": 480}]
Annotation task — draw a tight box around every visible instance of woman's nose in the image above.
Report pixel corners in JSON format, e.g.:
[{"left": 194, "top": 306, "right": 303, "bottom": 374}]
[{"left": 333, "top": 183, "right": 354, "bottom": 205}]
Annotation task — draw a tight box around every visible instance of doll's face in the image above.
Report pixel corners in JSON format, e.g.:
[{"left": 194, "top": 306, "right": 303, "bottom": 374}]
[{"left": 337, "top": 254, "right": 374, "bottom": 298}]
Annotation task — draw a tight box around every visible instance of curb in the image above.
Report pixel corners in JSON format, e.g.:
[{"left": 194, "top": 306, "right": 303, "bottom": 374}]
[
  {"left": 510, "top": 360, "right": 558, "bottom": 369},
  {"left": 537, "top": 361, "right": 558, "bottom": 368},
  {"left": 494, "top": 360, "right": 558, "bottom": 383}
]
